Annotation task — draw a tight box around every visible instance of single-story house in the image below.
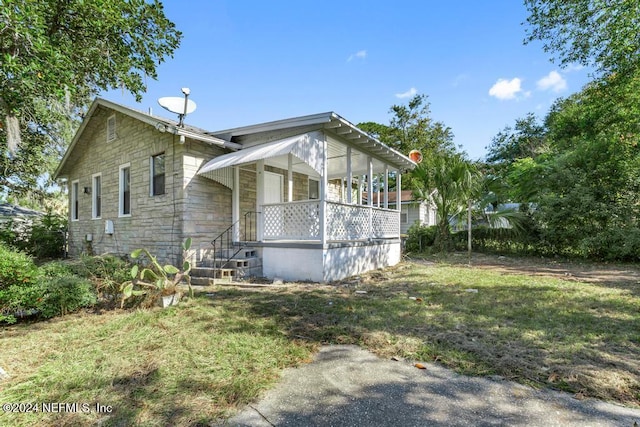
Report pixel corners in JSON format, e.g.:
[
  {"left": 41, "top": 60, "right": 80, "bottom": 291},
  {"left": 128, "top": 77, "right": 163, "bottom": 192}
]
[
  {"left": 364, "top": 190, "right": 437, "bottom": 234},
  {"left": 54, "top": 98, "right": 416, "bottom": 283},
  {"left": 0, "top": 202, "right": 43, "bottom": 236}
]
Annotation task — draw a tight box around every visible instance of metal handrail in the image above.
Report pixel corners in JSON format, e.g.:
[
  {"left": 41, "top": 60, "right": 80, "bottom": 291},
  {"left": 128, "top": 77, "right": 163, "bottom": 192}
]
[{"left": 211, "top": 212, "right": 259, "bottom": 279}]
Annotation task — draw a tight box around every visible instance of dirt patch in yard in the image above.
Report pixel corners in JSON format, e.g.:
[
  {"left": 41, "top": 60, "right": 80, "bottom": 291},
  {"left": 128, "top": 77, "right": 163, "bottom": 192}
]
[{"left": 429, "top": 252, "right": 640, "bottom": 286}]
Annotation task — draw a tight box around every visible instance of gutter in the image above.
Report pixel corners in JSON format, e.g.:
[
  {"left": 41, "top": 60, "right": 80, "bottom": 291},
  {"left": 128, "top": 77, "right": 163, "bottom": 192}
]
[{"left": 156, "top": 123, "right": 242, "bottom": 150}]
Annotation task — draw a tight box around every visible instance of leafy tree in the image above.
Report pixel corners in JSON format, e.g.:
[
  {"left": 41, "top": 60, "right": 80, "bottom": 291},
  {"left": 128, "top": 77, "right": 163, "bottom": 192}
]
[
  {"left": 524, "top": 0, "right": 640, "bottom": 76},
  {"left": 485, "top": 113, "right": 547, "bottom": 166},
  {"left": 358, "top": 94, "right": 456, "bottom": 192},
  {"left": 0, "top": 0, "right": 182, "bottom": 202},
  {"left": 483, "top": 113, "right": 548, "bottom": 205},
  {"left": 412, "top": 151, "right": 480, "bottom": 251},
  {"left": 538, "top": 71, "right": 640, "bottom": 258},
  {"left": 358, "top": 94, "right": 455, "bottom": 155}
]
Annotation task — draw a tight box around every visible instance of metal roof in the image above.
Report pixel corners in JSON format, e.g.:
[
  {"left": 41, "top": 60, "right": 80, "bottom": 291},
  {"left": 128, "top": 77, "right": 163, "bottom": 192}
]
[
  {"left": 0, "top": 202, "right": 43, "bottom": 217},
  {"left": 55, "top": 101, "right": 415, "bottom": 181},
  {"left": 210, "top": 112, "right": 416, "bottom": 172},
  {"left": 199, "top": 133, "right": 323, "bottom": 176}
]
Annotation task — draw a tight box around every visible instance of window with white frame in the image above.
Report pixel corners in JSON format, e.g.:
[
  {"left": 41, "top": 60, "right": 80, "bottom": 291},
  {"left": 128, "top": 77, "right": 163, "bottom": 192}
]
[
  {"left": 107, "top": 114, "right": 116, "bottom": 142},
  {"left": 92, "top": 173, "right": 102, "bottom": 219},
  {"left": 308, "top": 178, "right": 319, "bottom": 200},
  {"left": 71, "top": 180, "right": 79, "bottom": 221},
  {"left": 119, "top": 164, "right": 131, "bottom": 216},
  {"left": 151, "top": 153, "right": 165, "bottom": 196},
  {"left": 400, "top": 212, "right": 409, "bottom": 224}
]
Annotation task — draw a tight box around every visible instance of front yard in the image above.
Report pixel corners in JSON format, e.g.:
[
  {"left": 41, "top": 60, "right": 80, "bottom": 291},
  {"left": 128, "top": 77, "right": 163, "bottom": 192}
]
[{"left": 1, "top": 254, "right": 639, "bottom": 426}]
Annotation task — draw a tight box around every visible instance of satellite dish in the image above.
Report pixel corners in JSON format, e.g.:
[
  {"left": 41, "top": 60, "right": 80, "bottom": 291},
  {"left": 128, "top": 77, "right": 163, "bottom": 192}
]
[
  {"left": 158, "top": 88, "right": 197, "bottom": 128},
  {"left": 158, "top": 97, "right": 196, "bottom": 115}
]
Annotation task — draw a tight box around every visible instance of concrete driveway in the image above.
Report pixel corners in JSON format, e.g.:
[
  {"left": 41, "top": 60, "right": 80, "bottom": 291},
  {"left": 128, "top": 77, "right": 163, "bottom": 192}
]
[{"left": 221, "top": 345, "right": 640, "bottom": 427}]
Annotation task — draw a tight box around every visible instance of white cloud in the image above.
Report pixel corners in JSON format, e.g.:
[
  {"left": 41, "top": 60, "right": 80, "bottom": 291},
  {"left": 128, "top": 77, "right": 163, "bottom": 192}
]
[
  {"left": 347, "top": 50, "right": 367, "bottom": 61},
  {"left": 537, "top": 71, "right": 567, "bottom": 92},
  {"left": 488, "top": 78, "right": 524, "bottom": 100},
  {"left": 395, "top": 87, "right": 417, "bottom": 99},
  {"left": 563, "top": 64, "right": 584, "bottom": 73}
]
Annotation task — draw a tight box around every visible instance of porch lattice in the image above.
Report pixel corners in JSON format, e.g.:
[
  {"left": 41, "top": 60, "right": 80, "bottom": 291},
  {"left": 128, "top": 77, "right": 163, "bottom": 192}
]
[
  {"left": 263, "top": 200, "right": 400, "bottom": 241},
  {"left": 263, "top": 201, "right": 320, "bottom": 240}
]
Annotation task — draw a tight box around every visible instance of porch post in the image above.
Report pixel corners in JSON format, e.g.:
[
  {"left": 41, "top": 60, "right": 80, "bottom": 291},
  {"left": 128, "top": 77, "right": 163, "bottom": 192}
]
[
  {"left": 396, "top": 170, "right": 402, "bottom": 236},
  {"left": 320, "top": 136, "right": 328, "bottom": 245},
  {"left": 384, "top": 165, "right": 389, "bottom": 209},
  {"left": 377, "top": 174, "right": 381, "bottom": 208},
  {"left": 396, "top": 170, "right": 402, "bottom": 211},
  {"left": 346, "top": 146, "right": 352, "bottom": 204},
  {"left": 256, "top": 160, "right": 265, "bottom": 241},
  {"left": 287, "top": 154, "right": 293, "bottom": 203},
  {"left": 367, "top": 156, "right": 373, "bottom": 239},
  {"left": 358, "top": 175, "right": 363, "bottom": 205},
  {"left": 232, "top": 166, "right": 240, "bottom": 241},
  {"left": 367, "top": 157, "right": 373, "bottom": 207}
]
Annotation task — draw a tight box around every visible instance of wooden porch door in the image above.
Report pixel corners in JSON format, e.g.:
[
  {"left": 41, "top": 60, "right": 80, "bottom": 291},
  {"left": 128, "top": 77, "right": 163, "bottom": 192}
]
[
  {"left": 264, "top": 172, "right": 283, "bottom": 204},
  {"left": 263, "top": 171, "right": 283, "bottom": 238}
]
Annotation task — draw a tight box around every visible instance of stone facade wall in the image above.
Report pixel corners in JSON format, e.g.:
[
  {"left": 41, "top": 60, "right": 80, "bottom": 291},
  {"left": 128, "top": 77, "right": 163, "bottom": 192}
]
[
  {"left": 181, "top": 142, "right": 232, "bottom": 263},
  {"left": 239, "top": 165, "right": 257, "bottom": 240},
  {"left": 65, "top": 105, "right": 231, "bottom": 265}
]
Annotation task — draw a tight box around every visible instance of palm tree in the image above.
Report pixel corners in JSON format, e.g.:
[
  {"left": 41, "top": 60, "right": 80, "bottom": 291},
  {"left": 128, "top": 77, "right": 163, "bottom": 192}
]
[{"left": 412, "top": 151, "right": 480, "bottom": 251}]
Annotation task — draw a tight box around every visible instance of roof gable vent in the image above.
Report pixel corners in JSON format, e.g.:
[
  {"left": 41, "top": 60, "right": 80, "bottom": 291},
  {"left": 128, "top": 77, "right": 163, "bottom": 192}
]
[{"left": 107, "top": 114, "right": 117, "bottom": 142}]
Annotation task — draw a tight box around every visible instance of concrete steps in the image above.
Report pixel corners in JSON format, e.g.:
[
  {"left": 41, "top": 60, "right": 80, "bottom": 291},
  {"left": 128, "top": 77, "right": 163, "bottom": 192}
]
[{"left": 192, "top": 245, "right": 262, "bottom": 285}]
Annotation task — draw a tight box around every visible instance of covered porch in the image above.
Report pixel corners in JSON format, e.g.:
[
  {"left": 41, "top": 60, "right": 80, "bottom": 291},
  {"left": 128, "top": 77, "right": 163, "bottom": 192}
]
[{"left": 197, "top": 113, "right": 415, "bottom": 281}]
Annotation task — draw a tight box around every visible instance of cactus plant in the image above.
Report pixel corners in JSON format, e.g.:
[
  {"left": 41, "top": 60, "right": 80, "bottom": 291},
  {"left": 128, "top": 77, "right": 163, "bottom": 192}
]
[{"left": 120, "top": 238, "right": 192, "bottom": 308}]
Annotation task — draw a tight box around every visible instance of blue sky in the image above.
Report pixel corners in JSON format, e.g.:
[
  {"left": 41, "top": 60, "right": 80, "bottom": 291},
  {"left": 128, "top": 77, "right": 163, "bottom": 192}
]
[{"left": 103, "top": 1, "right": 592, "bottom": 160}]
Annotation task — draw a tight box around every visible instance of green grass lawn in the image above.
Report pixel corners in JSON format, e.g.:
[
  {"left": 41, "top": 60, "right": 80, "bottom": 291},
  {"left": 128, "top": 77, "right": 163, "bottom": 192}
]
[{"left": 1, "top": 255, "right": 639, "bottom": 426}]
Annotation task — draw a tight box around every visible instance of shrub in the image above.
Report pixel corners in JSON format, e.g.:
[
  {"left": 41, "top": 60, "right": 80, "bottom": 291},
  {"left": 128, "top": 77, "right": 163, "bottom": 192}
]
[
  {"left": 0, "top": 219, "right": 20, "bottom": 248},
  {"left": 0, "top": 248, "right": 100, "bottom": 323},
  {"left": 579, "top": 227, "right": 640, "bottom": 262},
  {"left": 40, "top": 260, "right": 77, "bottom": 278},
  {"left": 0, "top": 243, "right": 40, "bottom": 290},
  {"left": 29, "top": 212, "right": 67, "bottom": 259},
  {"left": 73, "top": 255, "right": 132, "bottom": 299},
  {"left": 405, "top": 224, "right": 438, "bottom": 253},
  {"left": 38, "top": 275, "right": 96, "bottom": 318},
  {"left": 0, "top": 283, "right": 42, "bottom": 324}
]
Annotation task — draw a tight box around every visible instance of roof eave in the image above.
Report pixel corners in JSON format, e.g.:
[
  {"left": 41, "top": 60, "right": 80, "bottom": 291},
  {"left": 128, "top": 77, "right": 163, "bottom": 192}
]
[
  {"left": 54, "top": 98, "right": 240, "bottom": 180},
  {"left": 210, "top": 112, "right": 335, "bottom": 140},
  {"left": 210, "top": 111, "right": 416, "bottom": 171},
  {"left": 325, "top": 113, "right": 416, "bottom": 171}
]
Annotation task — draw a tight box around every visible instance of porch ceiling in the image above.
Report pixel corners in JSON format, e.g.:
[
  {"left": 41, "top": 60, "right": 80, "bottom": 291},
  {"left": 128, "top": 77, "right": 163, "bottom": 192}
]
[
  {"left": 326, "top": 138, "right": 390, "bottom": 179},
  {"left": 198, "top": 133, "right": 323, "bottom": 177},
  {"left": 197, "top": 131, "right": 405, "bottom": 188},
  {"left": 209, "top": 112, "right": 416, "bottom": 173}
]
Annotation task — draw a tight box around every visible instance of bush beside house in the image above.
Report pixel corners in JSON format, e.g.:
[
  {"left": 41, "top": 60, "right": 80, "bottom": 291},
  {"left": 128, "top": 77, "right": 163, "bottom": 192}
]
[
  {"left": 0, "top": 203, "right": 67, "bottom": 259},
  {"left": 0, "top": 244, "right": 130, "bottom": 324}
]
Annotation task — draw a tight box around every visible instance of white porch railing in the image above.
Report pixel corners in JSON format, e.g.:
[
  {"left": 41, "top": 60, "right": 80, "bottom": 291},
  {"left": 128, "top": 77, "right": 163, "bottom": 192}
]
[
  {"left": 262, "top": 200, "right": 400, "bottom": 241},
  {"left": 263, "top": 200, "right": 321, "bottom": 240}
]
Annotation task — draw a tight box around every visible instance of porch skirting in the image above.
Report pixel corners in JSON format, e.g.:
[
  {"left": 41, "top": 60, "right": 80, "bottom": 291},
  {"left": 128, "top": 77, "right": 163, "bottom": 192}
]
[{"left": 261, "top": 239, "right": 401, "bottom": 283}]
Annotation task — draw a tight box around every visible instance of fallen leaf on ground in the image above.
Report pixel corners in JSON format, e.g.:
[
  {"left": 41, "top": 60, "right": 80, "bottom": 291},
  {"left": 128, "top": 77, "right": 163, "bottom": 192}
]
[
  {"left": 414, "top": 363, "right": 426, "bottom": 369},
  {"left": 574, "top": 390, "right": 588, "bottom": 400}
]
